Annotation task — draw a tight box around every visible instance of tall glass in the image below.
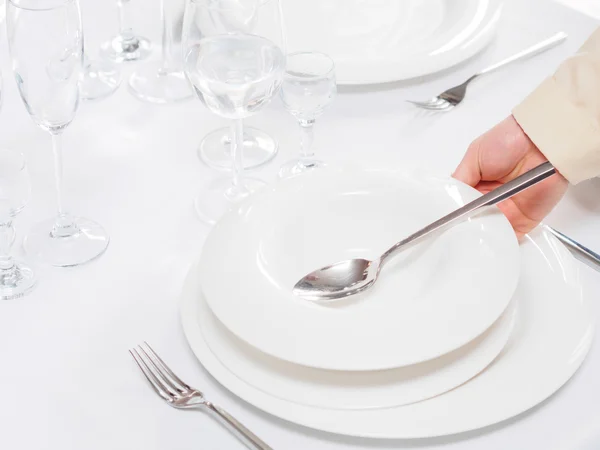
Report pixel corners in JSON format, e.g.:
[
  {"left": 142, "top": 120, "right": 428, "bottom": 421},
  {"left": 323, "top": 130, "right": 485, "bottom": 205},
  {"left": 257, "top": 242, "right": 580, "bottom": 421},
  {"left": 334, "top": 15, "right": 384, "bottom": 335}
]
[
  {"left": 183, "top": 0, "right": 286, "bottom": 224},
  {"left": 128, "top": 0, "right": 192, "bottom": 103},
  {"left": 100, "top": 0, "right": 151, "bottom": 62},
  {"left": 7, "top": 0, "right": 109, "bottom": 267}
]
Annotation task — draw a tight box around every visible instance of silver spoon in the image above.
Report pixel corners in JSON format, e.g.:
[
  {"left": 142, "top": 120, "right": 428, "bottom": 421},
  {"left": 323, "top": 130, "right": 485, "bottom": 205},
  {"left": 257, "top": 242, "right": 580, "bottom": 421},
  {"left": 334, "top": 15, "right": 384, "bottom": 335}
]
[{"left": 294, "top": 162, "right": 557, "bottom": 302}]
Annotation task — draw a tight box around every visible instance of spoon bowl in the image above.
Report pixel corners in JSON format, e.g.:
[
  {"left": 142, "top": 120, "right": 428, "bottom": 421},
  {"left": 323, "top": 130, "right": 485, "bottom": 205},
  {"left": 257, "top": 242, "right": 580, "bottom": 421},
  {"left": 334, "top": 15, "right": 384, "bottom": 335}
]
[{"left": 293, "top": 258, "right": 380, "bottom": 302}]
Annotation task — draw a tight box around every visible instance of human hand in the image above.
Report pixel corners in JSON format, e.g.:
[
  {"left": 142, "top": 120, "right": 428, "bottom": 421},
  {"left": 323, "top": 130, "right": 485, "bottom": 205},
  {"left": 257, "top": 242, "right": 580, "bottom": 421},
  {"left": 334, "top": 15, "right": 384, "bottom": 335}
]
[{"left": 453, "top": 115, "right": 568, "bottom": 238}]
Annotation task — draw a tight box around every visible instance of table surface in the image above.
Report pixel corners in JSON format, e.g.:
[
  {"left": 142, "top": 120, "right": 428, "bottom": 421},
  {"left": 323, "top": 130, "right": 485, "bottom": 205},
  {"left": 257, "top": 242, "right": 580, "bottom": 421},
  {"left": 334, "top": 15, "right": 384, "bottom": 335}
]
[{"left": 1, "top": 0, "right": 599, "bottom": 449}]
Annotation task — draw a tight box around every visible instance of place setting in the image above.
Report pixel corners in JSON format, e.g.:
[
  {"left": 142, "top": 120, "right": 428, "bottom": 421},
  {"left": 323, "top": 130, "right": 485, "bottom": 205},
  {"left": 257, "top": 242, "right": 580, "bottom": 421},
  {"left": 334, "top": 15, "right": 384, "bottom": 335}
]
[
  {"left": 139, "top": 0, "right": 597, "bottom": 447},
  {"left": 1, "top": 0, "right": 600, "bottom": 449}
]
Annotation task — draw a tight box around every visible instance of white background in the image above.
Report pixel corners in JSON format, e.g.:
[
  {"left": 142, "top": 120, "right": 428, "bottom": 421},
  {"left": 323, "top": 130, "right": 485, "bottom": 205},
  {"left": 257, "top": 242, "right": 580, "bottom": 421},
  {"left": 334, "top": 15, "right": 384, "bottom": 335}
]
[{"left": 0, "top": 0, "right": 599, "bottom": 449}]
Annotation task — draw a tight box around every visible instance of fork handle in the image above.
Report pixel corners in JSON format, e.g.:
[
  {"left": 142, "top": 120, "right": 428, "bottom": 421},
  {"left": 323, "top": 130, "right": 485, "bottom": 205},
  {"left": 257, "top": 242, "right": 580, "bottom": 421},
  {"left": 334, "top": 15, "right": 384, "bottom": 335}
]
[
  {"left": 545, "top": 225, "right": 600, "bottom": 272},
  {"left": 205, "top": 402, "right": 273, "bottom": 450},
  {"left": 477, "top": 31, "right": 568, "bottom": 77}
]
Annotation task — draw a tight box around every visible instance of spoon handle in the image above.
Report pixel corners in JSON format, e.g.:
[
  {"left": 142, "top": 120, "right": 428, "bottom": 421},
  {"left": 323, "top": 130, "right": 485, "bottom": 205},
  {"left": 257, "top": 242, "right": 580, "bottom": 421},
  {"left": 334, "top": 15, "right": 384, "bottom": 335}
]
[{"left": 380, "top": 162, "right": 556, "bottom": 264}]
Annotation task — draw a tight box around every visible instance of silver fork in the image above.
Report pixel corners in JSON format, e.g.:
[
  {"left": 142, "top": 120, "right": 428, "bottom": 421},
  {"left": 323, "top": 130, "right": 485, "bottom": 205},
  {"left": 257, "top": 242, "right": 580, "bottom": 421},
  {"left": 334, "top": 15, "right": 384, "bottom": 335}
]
[
  {"left": 130, "top": 342, "right": 273, "bottom": 450},
  {"left": 407, "top": 31, "right": 568, "bottom": 111}
]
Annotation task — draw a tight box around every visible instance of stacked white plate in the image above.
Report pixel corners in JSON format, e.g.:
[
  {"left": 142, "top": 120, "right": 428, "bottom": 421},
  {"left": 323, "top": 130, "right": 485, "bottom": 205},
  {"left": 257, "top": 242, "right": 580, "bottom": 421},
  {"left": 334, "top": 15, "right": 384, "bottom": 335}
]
[
  {"left": 283, "top": 0, "right": 504, "bottom": 84},
  {"left": 180, "top": 167, "right": 594, "bottom": 438}
]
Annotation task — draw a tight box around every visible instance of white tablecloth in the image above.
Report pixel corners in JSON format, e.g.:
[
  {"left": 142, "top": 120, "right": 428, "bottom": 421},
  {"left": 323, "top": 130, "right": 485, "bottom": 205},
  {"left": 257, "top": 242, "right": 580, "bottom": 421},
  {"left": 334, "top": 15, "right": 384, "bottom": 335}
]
[{"left": 0, "top": 0, "right": 599, "bottom": 449}]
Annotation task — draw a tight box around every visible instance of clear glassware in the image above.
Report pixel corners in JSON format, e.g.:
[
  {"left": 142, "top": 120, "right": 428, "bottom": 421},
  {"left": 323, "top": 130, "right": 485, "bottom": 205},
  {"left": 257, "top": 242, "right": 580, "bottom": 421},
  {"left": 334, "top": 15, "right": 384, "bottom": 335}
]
[
  {"left": 100, "top": 0, "right": 151, "bottom": 62},
  {"left": 0, "top": 150, "right": 36, "bottom": 300},
  {"left": 191, "top": 0, "right": 284, "bottom": 172},
  {"left": 81, "top": 58, "right": 122, "bottom": 101},
  {"left": 279, "top": 52, "right": 336, "bottom": 178},
  {"left": 129, "top": 0, "right": 192, "bottom": 103},
  {"left": 183, "top": 0, "right": 286, "bottom": 225},
  {"left": 7, "top": 0, "right": 109, "bottom": 267}
]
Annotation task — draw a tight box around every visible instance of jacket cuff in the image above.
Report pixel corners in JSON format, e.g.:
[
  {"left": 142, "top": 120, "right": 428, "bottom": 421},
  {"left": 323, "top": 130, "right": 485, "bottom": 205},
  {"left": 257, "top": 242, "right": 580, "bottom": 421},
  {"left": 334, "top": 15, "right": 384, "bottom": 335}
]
[{"left": 512, "top": 76, "right": 600, "bottom": 184}]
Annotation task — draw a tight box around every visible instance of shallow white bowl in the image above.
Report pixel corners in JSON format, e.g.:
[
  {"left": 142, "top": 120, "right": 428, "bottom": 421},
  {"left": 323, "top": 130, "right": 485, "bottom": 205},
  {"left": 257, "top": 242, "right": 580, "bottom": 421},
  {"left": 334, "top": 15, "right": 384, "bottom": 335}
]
[{"left": 199, "top": 168, "right": 520, "bottom": 371}]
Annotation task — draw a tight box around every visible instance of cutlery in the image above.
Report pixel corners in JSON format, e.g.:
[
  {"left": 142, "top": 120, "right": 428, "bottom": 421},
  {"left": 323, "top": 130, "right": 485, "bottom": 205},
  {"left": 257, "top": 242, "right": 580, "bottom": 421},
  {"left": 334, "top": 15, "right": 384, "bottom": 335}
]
[
  {"left": 129, "top": 342, "right": 272, "bottom": 450},
  {"left": 407, "top": 31, "right": 568, "bottom": 111},
  {"left": 294, "top": 162, "right": 557, "bottom": 302},
  {"left": 545, "top": 225, "right": 600, "bottom": 272}
]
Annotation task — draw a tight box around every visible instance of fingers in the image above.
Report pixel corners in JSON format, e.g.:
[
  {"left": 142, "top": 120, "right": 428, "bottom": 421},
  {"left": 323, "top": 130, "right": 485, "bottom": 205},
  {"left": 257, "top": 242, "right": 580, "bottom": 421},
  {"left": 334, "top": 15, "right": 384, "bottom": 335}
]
[
  {"left": 453, "top": 116, "right": 533, "bottom": 187},
  {"left": 453, "top": 138, "right": 482, "bottom": 187}
]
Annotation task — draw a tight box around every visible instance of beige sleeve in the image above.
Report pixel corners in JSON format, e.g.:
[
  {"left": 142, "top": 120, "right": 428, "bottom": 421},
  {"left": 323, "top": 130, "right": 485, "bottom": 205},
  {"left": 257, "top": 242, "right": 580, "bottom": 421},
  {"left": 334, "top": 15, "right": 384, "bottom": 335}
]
[{"left": 512, "top": 28, "right": 600, "bottom": 184}]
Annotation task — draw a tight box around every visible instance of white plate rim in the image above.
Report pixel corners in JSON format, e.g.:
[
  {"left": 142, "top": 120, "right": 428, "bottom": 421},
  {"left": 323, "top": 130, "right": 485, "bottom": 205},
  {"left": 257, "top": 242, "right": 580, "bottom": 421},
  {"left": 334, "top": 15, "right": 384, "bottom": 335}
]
[
  {"left": 196, "top": 282, "right": 517, "bottom": 410},
  {"left": 305, "top": 0, "right": 504, "bottom": 85}
]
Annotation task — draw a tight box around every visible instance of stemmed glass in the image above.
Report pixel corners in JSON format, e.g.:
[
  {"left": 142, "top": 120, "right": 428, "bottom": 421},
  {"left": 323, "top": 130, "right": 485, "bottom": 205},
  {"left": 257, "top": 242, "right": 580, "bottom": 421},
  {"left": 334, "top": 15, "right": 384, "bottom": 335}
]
[
  {"left": 279, "top": 52, "right": 336, "bottom": 177},
  {"left": 192, "top": 0, "right": 285, "bottom": 172},
  {"left": 0, "top": 150, "right": 35, "bottom": 300},
  {"left": 100, "top": 0, "right": 151, "bottom": 62},
  {"left": 183, "top": 0, "right": 286, "bottom": 224},
  {"left": 129, "top": 0, "right": 192, "bottom": 103},
  {"left": 7, "top": 0, "right": 109, "bottom": 267}
]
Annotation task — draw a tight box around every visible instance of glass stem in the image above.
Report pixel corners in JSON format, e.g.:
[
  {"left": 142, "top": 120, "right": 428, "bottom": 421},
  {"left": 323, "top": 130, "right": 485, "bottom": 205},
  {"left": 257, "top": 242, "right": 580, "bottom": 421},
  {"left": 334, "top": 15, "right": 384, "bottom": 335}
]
[
  {"left": 231, "top": 119, "right": 244, "bottom": 190},
  {"left": 51, "top": 133, "right": 76, "bottom": 237},
  {"left": 160, "top": 0, "right": 174, "bottom": 73},
  {"left": 52, "top": 133, "right": 65, "bottom": 216},
  {"left": 117, "top": 0, "right": 136, "bottom": 43},
  {"left": 0, "top": 221, "right": 15, "bottom": 272},
  {"left": 299, "top": 118, "right": 315, "bottom": 163}
]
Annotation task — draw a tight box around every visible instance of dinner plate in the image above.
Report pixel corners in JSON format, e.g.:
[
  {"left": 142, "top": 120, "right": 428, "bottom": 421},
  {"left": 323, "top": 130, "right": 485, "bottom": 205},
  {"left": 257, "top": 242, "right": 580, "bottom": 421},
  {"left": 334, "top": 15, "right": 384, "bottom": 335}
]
[
  {"left": 182, "top": 228, "right": 594, "bottom": 438},
  {"left": 194, "top": 275, "right": 516, "bottom": 410},
  {"left": 284, "top": 0, "right": 503, "bottom": 84},
  {"left": 199, "top": 168, "right": 520, "bottom": 371}
]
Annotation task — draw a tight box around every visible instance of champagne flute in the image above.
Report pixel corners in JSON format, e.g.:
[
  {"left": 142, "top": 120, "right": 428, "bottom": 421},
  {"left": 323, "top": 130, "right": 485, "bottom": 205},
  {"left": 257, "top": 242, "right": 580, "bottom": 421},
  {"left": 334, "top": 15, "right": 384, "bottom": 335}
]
[
  {"left": 183, "top": 0, "right": 286, "bottom": 224},
  {"left": 7, "top": 0, "right": 109, "bottom": 267}
]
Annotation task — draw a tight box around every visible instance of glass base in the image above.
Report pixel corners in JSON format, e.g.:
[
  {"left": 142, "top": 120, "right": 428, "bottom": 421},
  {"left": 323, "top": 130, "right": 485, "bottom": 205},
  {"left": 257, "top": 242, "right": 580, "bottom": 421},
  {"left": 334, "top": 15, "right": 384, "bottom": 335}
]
[
  {"left": 129, "top": 65, "right": 193, "bottom": 104},
  {"left": 0, "top": 261, "right": 36, "bottom": 300},
  {"left": 194, "top": 176, "right": 266, "bottom": 225},
  {"left": 100, "top": 35, "right": 152, "bottom": 62},
  {"left": 81, "top": 60, "right": 122, "bottom": 101},
  {"left": 24, "top": 216, "right": 109, "bottom": 267},
  {"left": 279, "top": 158, "right": 326, "bottom": 178},
  {"left": 199, "top": 127, "right": 278, "bottom": 171}
]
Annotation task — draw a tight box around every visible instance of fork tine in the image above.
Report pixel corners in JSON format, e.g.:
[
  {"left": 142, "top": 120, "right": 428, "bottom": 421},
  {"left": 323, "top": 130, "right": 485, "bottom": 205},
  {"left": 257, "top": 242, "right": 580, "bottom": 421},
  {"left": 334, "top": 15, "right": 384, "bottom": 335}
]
[
  {"left": 142, "top": 342, "right": 191, "bottom": 390},
  {"left": 138, "top": 345, "right": 185, "bottom": 394},
  {"left": 406, "top": 99, "right": 437, "bottom": 108},
  {"left": 129, "top": 348, "right": 175, "bottom": 402},
  {"left": 407, "top": 98, "right": 452, "bottom": 110},
  {"left": 423, "top": 99, "right": 454, "bottom": 111}
]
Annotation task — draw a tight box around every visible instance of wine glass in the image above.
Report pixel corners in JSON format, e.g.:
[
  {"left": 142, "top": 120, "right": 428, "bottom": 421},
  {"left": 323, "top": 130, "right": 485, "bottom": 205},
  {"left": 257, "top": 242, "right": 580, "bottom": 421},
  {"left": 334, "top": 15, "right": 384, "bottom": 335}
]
[
  {"left": 191, "top": 0, "right": 285, "bottom": 172},
  {"left": 183, "top": 0, "right": 286, "bottom": 224},
  {"left": 279, "top": 52, "right": 336, "bottom": 177},
  {"left": 0, "top": 150, "right": 35, "bottom": 300},
  {"left": 128, "top": 0, "right": 192, "bottom": 103},
  {"left": 7, "top": 0, "right": 109, "bottom": 267},
  {"left": 100, "top": 0, "right": 151, "bottom": 62}
]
